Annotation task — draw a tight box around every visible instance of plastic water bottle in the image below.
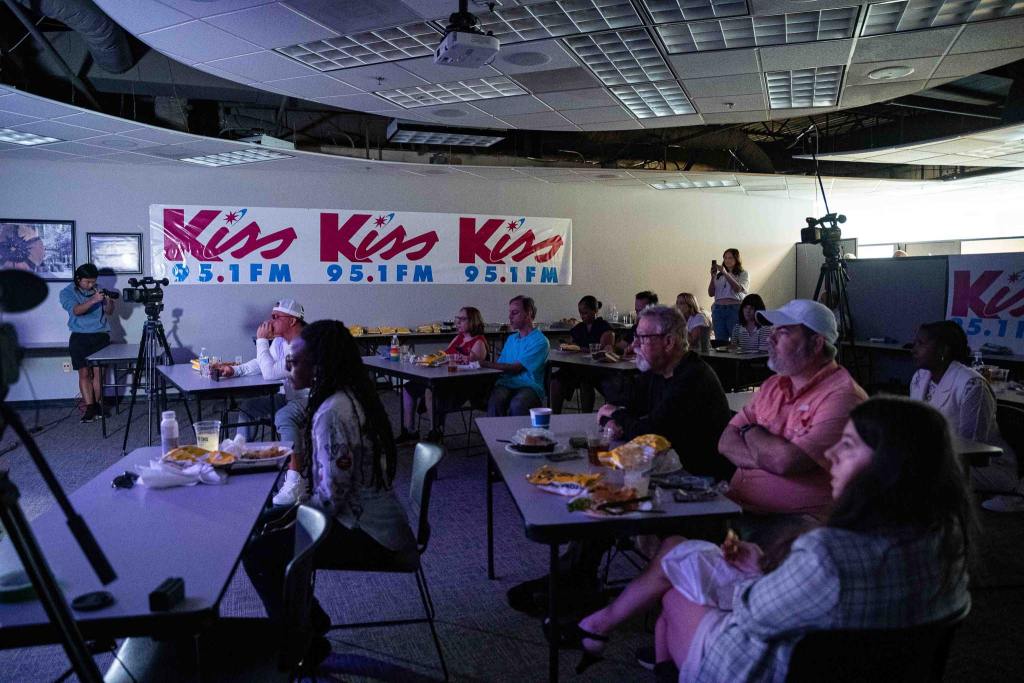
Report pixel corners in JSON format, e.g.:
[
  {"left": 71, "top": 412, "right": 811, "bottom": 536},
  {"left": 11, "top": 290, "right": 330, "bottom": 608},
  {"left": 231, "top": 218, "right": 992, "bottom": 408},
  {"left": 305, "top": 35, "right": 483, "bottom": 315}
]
[
  {"left": 609, "top": 303, "right": 619, "bottom": 323},
  {"left": 972, "top": 349, "right": 984, "bottom": 370},
  {"left": 199, "top": 347, "right": 210, "bottom": 377},
  {"left": 389, "top": 334, "right": 400, "bottom": 362},
  {"left": 160, "top": 410, "right": 179, "bottom": 455}
]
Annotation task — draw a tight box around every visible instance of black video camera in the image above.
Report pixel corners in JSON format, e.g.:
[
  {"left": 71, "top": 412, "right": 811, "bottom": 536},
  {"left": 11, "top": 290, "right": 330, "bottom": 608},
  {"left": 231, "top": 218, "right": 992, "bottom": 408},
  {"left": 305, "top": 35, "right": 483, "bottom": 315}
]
[
  {"left": 99, "top": 288, "right": 120, "bottom": 300},
  {"left": 800, "top": 213, "right": 846, "bottom": 245},
  {"left": 122, "top": 277, "right": 168, "bottom": 305}
]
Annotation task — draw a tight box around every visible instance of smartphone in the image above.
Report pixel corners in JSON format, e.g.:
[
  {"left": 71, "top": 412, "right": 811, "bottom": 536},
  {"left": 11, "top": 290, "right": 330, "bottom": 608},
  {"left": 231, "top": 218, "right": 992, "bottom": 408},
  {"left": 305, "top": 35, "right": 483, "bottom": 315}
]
[{"left": 711, "top": 259, "right": 718, "bottom": 268}]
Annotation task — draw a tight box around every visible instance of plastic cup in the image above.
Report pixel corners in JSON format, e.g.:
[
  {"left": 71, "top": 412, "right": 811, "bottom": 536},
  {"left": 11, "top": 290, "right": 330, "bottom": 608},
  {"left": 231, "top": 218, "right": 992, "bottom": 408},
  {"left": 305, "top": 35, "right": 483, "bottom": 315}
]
[
  {"left": 623, "top": 468, "right": 650, "bottom": 498},
  {"left": 530, "top": 407, "right": 552, "bottom": 429},
  {"left": 194, "top": 420, "right": 221, "bottom": 452},
  {"left": 586, "top": 430, "right": 609, "bottom": 466},
  {"left": 589, "top": 343, "right": 601, "bottom": 354},
  {"left": 447, "top": 357, "right": 458, "bottom": 374}
]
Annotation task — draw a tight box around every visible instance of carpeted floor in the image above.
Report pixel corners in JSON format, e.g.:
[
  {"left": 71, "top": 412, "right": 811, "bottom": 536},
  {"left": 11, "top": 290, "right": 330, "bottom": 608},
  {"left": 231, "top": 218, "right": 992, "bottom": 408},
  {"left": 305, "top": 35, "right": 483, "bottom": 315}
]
[{"left": 1, "top": 393, "right": 1022, "bottom": 682}]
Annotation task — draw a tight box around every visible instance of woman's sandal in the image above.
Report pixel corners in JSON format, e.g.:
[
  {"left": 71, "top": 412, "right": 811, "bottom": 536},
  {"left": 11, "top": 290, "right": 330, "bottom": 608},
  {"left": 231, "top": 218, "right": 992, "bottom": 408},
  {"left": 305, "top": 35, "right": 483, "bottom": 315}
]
[{"left": 541, "top": 618, "right": 610, "bottom": 674}]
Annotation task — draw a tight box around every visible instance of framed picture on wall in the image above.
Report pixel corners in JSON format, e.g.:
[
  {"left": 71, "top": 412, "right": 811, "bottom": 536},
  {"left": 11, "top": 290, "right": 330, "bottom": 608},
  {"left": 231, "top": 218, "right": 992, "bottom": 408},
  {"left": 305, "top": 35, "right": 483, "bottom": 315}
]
[
  {"left": 0, "top": 218, "right": 75, "bottom": 280},
  {"left": 87, "top": 232, "right": 143, "bottom": 274}
]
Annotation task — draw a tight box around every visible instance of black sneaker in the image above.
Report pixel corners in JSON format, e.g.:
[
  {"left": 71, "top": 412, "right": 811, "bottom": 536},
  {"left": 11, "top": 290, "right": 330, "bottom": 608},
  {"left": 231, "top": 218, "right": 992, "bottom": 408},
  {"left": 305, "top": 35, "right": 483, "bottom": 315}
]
[
  {"left": 635, "top": 644, "right": 656, "bottom": 671},
  {"left": 80, "top": 404, "right": 98, "bottom": 423}
]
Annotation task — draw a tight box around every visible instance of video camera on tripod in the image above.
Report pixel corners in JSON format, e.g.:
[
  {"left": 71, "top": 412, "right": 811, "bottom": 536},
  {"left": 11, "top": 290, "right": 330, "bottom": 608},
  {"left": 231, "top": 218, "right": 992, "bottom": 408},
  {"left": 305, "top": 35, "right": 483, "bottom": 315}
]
[
  {"left": 122, "top": 276, "right": 169, "bottom": 319},
  {"left": 801, "top": 213, "right": 847, "bottom": 261}
]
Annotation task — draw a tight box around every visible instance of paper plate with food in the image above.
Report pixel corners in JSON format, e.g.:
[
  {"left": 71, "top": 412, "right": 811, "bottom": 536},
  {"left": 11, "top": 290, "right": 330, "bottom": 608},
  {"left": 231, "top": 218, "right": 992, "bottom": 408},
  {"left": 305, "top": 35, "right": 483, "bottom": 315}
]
[
  {"left": 505, "top": 428, "right": 563, "bottom": 455},
  {"left": 567, "top": 484, "right": 661, "bottom": 517},
  {"left": 415, "top": 351, "right": 448, "bottom": 367},
  {"left": 234, "top": 444, "right": 292, "bottom": 469},
  {"left": 526, "top": 465, "right": 603, "bottom": 496},
  {"left": 162, "top": 445, "right": 209, "bottom": 465},
  {"left": 597, "top": 434, "right": 681, "bottom": 475}
]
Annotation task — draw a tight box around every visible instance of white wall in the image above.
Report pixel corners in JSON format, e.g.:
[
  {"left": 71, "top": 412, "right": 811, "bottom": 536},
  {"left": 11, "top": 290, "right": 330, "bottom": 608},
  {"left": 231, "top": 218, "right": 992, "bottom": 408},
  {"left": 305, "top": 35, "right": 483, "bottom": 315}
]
[{"left": 2, "top": 158, "right": 808, "bottom": 400}]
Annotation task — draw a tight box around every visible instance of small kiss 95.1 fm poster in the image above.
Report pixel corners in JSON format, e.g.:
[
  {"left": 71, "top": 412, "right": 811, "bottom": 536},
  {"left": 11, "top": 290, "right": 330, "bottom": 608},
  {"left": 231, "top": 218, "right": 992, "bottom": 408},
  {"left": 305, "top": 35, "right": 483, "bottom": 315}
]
[
  {"left": 148, "top": 205, "right": 572, "bottom": 286},
  {"left": 947, "top": 253, "right": 1024, "bottom": 354}
]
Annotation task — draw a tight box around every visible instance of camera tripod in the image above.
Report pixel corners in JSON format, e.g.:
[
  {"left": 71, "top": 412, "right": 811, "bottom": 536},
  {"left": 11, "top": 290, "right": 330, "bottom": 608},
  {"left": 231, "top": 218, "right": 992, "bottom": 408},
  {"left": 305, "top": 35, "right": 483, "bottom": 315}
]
[
  {"left": 120, "top": 305, "right": 191, "bottom": 455},
  {"left": 813, "top": 241, "right": 859, "bottom": 374}
]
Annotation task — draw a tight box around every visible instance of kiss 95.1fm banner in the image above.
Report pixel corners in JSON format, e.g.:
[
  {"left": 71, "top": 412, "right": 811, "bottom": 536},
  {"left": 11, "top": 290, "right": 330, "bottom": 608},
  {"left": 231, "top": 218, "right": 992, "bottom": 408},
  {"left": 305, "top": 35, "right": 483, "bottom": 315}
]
[
  {"left": 947, "top": 252, "right": 1024, "bottom": 354},
  {"left": 149, "top": 205, "right": 572, "bottom": 286}
]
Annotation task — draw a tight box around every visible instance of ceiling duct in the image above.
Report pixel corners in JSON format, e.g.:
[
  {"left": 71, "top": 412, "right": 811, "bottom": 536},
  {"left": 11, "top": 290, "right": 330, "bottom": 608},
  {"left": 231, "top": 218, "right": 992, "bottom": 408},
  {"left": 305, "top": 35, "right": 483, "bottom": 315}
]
[{"left": 12, "top": 0, "right": 135, "bottom": 74}]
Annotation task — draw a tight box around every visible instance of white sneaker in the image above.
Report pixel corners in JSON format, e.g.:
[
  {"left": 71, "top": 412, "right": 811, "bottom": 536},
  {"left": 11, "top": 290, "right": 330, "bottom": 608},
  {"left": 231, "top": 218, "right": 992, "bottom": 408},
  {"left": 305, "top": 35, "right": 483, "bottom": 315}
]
[
  {"left": 272, "top": 470, "right": 309, "bottom": 507},
  {"left": 981, "top": 495, "right": 1024, "bottom": 513}
]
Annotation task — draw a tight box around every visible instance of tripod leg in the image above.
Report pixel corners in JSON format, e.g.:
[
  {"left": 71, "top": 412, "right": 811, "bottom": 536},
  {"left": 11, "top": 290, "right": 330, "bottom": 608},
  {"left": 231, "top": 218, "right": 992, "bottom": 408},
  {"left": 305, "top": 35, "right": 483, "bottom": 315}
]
[{"left": 121, "top": 331, "right": 151, "bottom": 456}]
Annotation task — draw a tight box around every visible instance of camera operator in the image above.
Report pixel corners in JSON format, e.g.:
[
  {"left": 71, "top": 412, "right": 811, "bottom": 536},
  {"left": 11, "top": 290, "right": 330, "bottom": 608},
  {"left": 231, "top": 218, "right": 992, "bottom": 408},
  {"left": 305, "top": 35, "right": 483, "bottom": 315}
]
[{"left": 59, "top": 263, "right": 114, "bottom": 423}]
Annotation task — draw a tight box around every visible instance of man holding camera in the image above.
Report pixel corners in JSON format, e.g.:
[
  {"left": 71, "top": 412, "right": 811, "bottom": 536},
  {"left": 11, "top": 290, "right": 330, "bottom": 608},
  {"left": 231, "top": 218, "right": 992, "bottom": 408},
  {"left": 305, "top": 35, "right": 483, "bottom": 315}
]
[{"left": 59, "top": 263, "right": 115, "bottom": 423}]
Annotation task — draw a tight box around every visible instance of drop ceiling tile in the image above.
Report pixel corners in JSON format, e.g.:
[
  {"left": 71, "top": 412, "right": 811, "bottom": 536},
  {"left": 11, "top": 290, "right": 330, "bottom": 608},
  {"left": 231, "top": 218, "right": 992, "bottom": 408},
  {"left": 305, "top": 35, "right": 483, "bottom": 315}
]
[
  {"left": 759, "top": 40, "right": 852, "bottom": 72},
  {"left": 535, "top": 88, "right": 618, "bottom": 110},
  {"left": 399, "top": 0, "right": 456, "bottom": 21},
  {"left": 933, "top": 47, "right": 1024, "bottom": 79},
  {"left": 511, "top": 67, "right": 603, "bottom": 93},
  {"left": 156, "top": 1, "right": 276, "bottom": 19},
  {"left": 139, "top": 21, "right": 261, "bottom": 62},
  {"left": 694, "top": 93, "right": 765, "bottom": 113},
  {"left": 12, "top": 120, "right": 105, "bottom": 141},
  {"left": 472, "top": 95, "right": 553, "bottom": 115},
  {"left": 456, "top": 167, "right": 531, "bottom": 180},
  {"left": 580, "top": 119, "right": 644, "bottom": 130},
  {"left": 0, "top": 147, "right": 76, "bottom": 161},
  {"left": 852, "top": 28, "right": 960, "bottom": 63},
  {"left": 971, "top": 125, "right": 1024, "bottom": 143},
  {"left": 52, "top": 112, "right": 143, "bottom": 133},
  {"left": 205, "top": 3, "right": 338, "bottom": 49},
  {"left": 286, "top": 0, "right": 422, "bottom": 33},
  {"left": 560, "top": 105, "right": 633, "bottom": 123},
  {"left": 748, "top": 0, "right": 857, "bottom": 12},
  {"left": 101, "top": 0, "right": 192, "bottom": 33},
  {"left": 873, "top": 150, "right": 944, "bottom": 163},
  {"left": 918, "top": 137, "right": 1007, "bottom": 154},
  {"left": 638, "top": 114, "right": 703, "bottom": 127},
  {"left": 840, "top": 79, "right": 929, "bottom": 108},
  {"left": 491, "top": 40, "right": 581, "bottom": 75},
  {"left": 334, "top": 62, "right": 428, "bottom": 91},
  {"left": 495, "top": 111, "right": 574, "bottom": 128},
  {"left": 206, "top": 50, "right": 314, "bottom": 80},
  {"left": 42, "top": 141, "right": 119, "bottom": 156},
  {"left": 119, "top": 127, "right": 198, "bottom": 145},
  {"left": 263, "top": 74, "right": 361, "bottom": 98},
  {"left": 102, "top": 152, "right": 182, "bottom": 165},
  {"left": 77, "top": 135, "right": 165, "bottom": 152},
  {"left": 667, "top": 49, "right": 758, "bottom": 78},
  {"left": 0, "top": 93, "right": 79, "bottom": 118},
  {"left": 768, "top": 105, "right": 839, "bottom": 118},
  {"left": 949, "top": 15, "right": 1024, "bottom": 54},
  {"left": 192, "top": 63, "right": 258, "bottom": 84},
  {"left": 0, "top": 110, "right": 38, "bottom": 127},
  {"left": 681, "top": 73, "right": 762, "bottom": 97},
  {"left": 702, "top": 110, "right": 768, "bottom": 123},
  {"left": 313, "top": 93, "right": 399, "bottom": 112},
  {"left": 396, "top": 58, "right": 500, "bottom": 84},
  {"left": 845, "top": 56, "right": 940, "bottom": 86}
]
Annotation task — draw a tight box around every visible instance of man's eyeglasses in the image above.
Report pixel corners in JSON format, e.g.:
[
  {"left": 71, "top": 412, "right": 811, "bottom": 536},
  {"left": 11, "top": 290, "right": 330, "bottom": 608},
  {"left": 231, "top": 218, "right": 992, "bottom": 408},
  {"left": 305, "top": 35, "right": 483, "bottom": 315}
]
[
  {"left": 634, "top": 332, "right": 668, "bottom": 346},
  {"left": 112, "top": 471, "right": 139, "bottom": 489}
]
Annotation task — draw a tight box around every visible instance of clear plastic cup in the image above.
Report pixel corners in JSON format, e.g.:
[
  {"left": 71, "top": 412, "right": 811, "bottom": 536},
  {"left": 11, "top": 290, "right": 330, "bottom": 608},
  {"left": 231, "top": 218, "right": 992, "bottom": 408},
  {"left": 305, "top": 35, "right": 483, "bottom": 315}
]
[{"left": 194, "top": 420, "right": 221, "bottom": 452}]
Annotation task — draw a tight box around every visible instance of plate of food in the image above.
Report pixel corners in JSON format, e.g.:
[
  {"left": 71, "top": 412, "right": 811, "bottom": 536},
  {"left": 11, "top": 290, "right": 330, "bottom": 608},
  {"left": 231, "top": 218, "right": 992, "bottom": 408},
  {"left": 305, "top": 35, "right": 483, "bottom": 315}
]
[
  {"left": 505, "top": 428, "right": 559, "bottom": 455},
  {"left": 235, "top": 444, "right": 292, "bottom": 469},
  {"left": 559, "top": 343, "right": 582, "bottom": 353},
  {"left": 162, "top": 445, "right": 209, "bottom": 464},
  {"left": 526, "top": 465, "right": 603, "bottom": 496},
  {"left": 566, "top": 484, "right": 657, "bottom": 516},
  {"left": 415, "top": 351, "right": 448, "bottom": 367}
]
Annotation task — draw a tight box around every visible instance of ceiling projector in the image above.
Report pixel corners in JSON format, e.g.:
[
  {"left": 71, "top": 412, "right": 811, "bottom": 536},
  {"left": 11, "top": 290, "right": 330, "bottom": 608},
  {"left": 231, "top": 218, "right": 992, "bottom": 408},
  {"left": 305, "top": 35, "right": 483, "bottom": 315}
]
[{"left": 433, "top": 1, "right": 499, "bottom": 68}]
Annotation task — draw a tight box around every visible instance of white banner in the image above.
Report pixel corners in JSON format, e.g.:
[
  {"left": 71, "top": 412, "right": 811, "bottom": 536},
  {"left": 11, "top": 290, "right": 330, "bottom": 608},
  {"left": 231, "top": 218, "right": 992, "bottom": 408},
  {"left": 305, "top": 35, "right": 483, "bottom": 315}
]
[
  {"left": 947, "top": 253, "right": 1024, "bottom": 354},
  {"left": 148, "top": 205, "right": 571, "bottom": 286}
]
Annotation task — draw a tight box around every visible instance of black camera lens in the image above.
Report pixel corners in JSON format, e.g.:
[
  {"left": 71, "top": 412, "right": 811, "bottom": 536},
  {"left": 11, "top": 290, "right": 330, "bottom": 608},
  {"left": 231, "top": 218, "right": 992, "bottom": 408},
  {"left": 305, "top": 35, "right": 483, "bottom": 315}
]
[{"left": 101, "top": 289, "right": 120, "bottom": 300}]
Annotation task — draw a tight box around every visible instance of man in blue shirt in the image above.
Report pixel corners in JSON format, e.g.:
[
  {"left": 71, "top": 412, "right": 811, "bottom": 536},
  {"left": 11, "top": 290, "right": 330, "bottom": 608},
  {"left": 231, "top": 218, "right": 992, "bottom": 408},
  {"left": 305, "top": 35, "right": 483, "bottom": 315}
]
[
  {"left": 59, "top": 263, "right": 115, "bottom": 423},
  {"left": 483, "top": 295, "right": 549, "bottom": 416}
]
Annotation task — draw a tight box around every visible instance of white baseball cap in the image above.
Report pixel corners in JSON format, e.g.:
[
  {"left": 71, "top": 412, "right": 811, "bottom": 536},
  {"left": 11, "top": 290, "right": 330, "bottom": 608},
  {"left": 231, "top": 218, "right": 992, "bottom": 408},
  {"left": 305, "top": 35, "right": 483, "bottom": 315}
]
[
  {"left": 756, "top": 299, "right": 838, "bottom": 343},
  {"left": 273, "top": 298, "right": 305, "bottom": 320}
]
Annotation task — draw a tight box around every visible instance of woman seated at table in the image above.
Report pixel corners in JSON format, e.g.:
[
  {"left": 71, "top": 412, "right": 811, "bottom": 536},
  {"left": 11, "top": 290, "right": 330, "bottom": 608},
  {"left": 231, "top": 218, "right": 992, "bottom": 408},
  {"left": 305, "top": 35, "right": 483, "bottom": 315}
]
[
  {"left": 397, "top": 306, "right": 489, "bottom": 442},
  {"left": 550, "top": 295, "right": 614, "bottom": 414},
  {"left": 549, "top": 397, "right": 973, "bottom": 680},
  {"left": 675, "top": 292, "right": 711, "bottom": 354},
  {"left": 730, "top": 293, "right": 771, "bottom": 353},
  {"left": 910, "top": 320, "right": 1019, "bottom": 503},
  {"left": 243, "top": 320, "right": 416, "bottom": 663}
]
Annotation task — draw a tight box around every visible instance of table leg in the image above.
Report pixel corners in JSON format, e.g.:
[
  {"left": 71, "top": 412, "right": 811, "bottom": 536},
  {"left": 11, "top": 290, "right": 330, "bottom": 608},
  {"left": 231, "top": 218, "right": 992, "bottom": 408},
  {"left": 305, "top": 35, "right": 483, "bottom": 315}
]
[
  {"left": 548, "top": 542, "right": 560, "bottom": 683},
  {"left": 487, "top": 455, "right": 496, "bottom": 580}
]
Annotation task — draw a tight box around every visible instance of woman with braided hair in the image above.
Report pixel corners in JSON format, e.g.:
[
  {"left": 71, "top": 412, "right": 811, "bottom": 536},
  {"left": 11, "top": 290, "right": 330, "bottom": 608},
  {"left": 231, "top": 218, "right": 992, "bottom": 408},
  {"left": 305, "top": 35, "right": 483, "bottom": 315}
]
[{"left": 243, "top": 320, "right": 416, "bottom": 663}]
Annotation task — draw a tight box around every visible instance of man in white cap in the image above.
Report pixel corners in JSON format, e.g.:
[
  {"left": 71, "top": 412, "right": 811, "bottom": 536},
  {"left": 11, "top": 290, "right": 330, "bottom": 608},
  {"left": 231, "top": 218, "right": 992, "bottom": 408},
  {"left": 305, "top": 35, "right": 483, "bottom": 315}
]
[
  {"left": 215, "top": 298, "right": 309, "bottom": 505},
  {"left": 718, "top": 299, "right": 867, "bottom": 547}
]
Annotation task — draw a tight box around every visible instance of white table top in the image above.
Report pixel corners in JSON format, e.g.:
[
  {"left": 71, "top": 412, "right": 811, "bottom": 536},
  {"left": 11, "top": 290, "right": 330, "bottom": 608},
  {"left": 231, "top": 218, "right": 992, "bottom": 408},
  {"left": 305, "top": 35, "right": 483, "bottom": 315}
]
[
  {"left": 476, "top": 413, "right": 740, "bottom": 544},
  {"left": 995, "top": 388, "right": 1024, "bottom": 408},
  {"left": 0, "top": 444, "right": 282, "bottom": 646},
  {"left": 547, "top": 349, "right": 639, "bottom": 373},
  {"left": 86, "top": 343, "right": 140, "bottom": 363},
  {"left": 157, "top": 364, "right": 283, "bottom": 395},
  {"left": 362, "top": 354, "right": 502, "bottom": 382},
  {"left": 705, "top": 349, "right": 770, "bottom": 361}
]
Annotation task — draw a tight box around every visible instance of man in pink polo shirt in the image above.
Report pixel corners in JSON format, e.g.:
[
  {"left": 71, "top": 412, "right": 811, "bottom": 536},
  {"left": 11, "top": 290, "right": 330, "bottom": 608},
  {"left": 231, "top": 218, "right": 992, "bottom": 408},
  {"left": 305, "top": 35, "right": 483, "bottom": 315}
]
[{"left": 719, "top": 299, "right": 867, "bottom": 543}]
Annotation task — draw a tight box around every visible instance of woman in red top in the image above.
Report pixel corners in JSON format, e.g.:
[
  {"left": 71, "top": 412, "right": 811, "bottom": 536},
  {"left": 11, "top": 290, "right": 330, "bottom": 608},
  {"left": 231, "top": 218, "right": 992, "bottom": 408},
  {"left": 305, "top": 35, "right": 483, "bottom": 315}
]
[{"left": 397, "top": 306, "right": 488, "bottom": 442}]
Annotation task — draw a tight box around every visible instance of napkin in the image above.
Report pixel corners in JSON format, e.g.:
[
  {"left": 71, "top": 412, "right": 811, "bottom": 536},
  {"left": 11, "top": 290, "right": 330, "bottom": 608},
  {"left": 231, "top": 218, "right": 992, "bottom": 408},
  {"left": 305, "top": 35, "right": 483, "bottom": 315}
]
[{"left": 136, "top": 459, "right": 228, "bottom": 488}]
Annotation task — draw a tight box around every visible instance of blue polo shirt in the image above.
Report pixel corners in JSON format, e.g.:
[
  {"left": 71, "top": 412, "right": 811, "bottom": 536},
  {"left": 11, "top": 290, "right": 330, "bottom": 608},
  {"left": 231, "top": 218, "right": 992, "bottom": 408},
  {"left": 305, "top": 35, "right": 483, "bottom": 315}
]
[
  {"left": 59, "top": 284, "right": 109, "bottom": 333},
  {"left": 495, "top": 328, "right": 549, "bottom": 400}
]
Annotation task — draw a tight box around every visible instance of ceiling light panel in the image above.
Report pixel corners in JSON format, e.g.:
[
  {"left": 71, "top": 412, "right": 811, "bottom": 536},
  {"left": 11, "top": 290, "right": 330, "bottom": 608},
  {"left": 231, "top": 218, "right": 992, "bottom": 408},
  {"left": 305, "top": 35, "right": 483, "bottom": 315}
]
[
  {"left": 861, "top": 0, "right": 1024, "bottom": 36},
  {"left": 657, "top": 7, "right": 858, "bottom": 53},
  {"left": 471, "top": 1, "right": 641, "bottom": 44},
  {"left": 651, "top": 178, "right": 740, "bottom": 189},
  {"left": 640, "top": 0, "right": 749, "bottom": 23},
  {"left": 564, "top": 29, "right": 673, "bottom": 85},
  {"left": 766, "top": 66, "right": 844, "bottom": 108},
  {"left": 610, "top": 81, "right": 696, "bottom": 116},
  {"left": 0, "top": 127, "right": 62, "bottom": 145},
  {"left": 375, "top": 77, "right": 527, "bottom": 108},
  {"left": 275, "top": 23, "right": 440, "bottom": 71},
  {"left": 179, "top": 149, "right": 293, "bottom": 167},
  {"left": 389, "top": 131, "right": 504, "bottom": 146}
]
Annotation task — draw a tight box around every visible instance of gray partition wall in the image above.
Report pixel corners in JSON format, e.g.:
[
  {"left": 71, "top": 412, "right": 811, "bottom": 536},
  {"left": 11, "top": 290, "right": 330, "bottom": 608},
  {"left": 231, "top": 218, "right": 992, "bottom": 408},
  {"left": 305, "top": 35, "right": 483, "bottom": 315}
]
[{"left": 844, "top": 256, "right": 948, "bottom": 344}]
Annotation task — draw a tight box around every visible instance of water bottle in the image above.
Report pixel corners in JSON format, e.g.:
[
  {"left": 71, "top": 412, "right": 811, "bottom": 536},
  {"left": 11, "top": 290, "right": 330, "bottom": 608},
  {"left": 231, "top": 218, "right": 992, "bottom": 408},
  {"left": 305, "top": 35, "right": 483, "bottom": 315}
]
[
  {"left": 199, "top": 347, "right": 210, "bottom": 377},
  {"left": 160, "top": 410, "right": 179, "bottom": 455},
  {"left": 389, "top": 334, "right": 400, "bottom": 362},
  {"left": 972, "top": 348, "right": 984, "bottom": 370},
  {"left": 609, "top": 303, "right": 619, "bottom": 323}
]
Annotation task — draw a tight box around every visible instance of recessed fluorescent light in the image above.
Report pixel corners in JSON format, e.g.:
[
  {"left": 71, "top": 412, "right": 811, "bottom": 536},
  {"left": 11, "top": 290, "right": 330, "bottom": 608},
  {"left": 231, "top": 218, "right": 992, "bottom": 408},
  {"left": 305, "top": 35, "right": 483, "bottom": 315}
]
[
  {"left": 472, "top": 0, "right": 641, "bottom": 43},
  {"left": 386, "top": 120, "right": 505, "bottom": 147},
  {"left": 861, "top": 0, "right": 1024, "bottom": 36},
  {"left": 375, "top": 77, "right": 526, "bottom": 108},
  {"left": 639, "top": 0, "right": 749, "bottom": 23},
  {"left": 0, "top": 127, "right": 63, "bottom": 145},
  {"left": 610, "top": 81, "right": 695, "bottom": 117},
  {"left": 179, "top": 148, "right": 293, "bottom": 167},
  {"left": 275, "top": 22, "right": 440, "bottom": 71},
  {"left": 564, "top": 29, "right": 673, "bottom": 86},
  {"left": 766, "top": 66, "right": 844, "bottom": 108},
  {"left": 650, "top": 178, "right": 740, "bottom": 189},
  {"left": 657, "top": 7, "right": 858, "bottom": 53}
]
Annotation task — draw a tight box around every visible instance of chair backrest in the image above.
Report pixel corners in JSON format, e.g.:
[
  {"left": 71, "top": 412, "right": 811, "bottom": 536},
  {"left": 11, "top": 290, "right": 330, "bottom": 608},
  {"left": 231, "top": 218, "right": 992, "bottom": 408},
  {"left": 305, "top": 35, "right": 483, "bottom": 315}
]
[
  {"left": 280, "top": 504, "right": 331, "bottom": 669},
  {"left": 409, "top": 442, "right": 444, "bottom": 554},
  {"left": 996, "top": 403, "right": 1024, "bottom": 478},
  {"left": 786, "top": 606, "right": 970, "bottom": 683}
]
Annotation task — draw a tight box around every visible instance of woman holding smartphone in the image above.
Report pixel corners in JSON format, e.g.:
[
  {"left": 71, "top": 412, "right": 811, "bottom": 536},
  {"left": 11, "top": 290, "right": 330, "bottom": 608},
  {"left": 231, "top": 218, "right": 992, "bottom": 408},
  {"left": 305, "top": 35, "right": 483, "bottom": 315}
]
[{"left": 707, "top": 249, "right": 749, "bottom": 344}]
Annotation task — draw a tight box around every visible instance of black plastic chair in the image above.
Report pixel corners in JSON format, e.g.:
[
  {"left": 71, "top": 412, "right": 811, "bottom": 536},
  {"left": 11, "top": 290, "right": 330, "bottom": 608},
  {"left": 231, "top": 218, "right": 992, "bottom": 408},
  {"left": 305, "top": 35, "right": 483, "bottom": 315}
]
[
  {"left": 996, "top": 403, "right": 1024, "bottom": 479},
  {"left": 319, "top": 442, "right": 449, "bottom": 681},
  {"left": 104, "top": 505, "right": 331, "bottom": 683},
  {"left": 786, "top": 606, "right": 970, "bottom": 683}
]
